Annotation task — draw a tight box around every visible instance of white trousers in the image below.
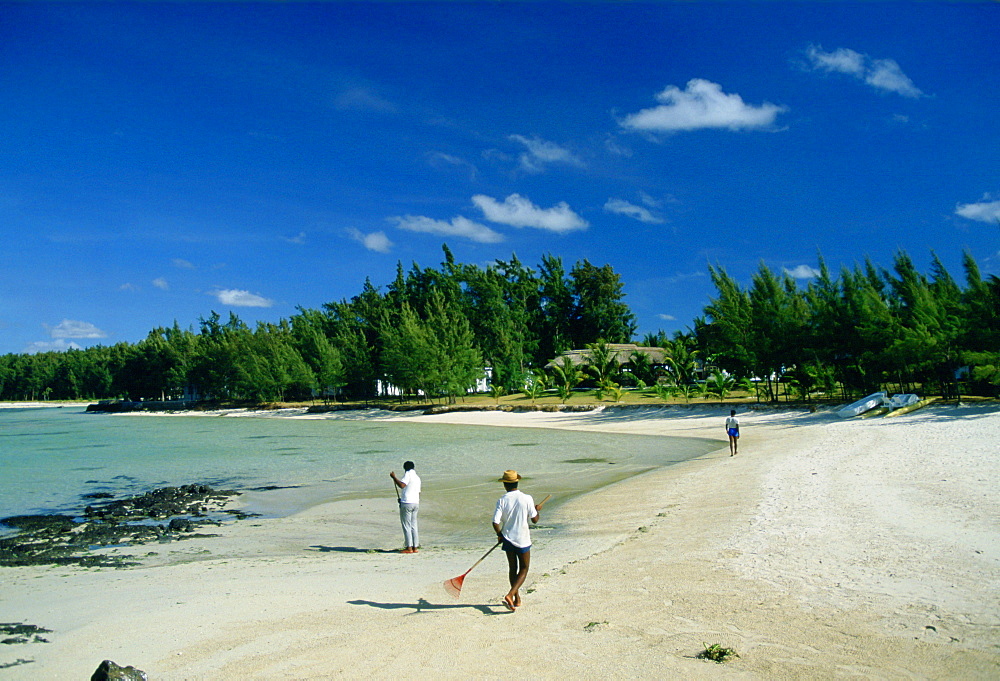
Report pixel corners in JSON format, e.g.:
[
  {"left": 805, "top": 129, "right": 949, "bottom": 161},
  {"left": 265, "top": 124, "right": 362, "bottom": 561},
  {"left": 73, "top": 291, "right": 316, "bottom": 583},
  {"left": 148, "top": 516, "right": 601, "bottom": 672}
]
[{"left": 399, "top": 502, "right": 419, "bottom": 548}]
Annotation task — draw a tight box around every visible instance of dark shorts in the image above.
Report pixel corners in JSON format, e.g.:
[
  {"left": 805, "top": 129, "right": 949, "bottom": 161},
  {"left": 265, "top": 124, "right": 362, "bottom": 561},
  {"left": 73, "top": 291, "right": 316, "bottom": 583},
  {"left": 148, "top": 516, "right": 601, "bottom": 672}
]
[{"left": 501, "top": 538, "right": 531, "bottom": 555}]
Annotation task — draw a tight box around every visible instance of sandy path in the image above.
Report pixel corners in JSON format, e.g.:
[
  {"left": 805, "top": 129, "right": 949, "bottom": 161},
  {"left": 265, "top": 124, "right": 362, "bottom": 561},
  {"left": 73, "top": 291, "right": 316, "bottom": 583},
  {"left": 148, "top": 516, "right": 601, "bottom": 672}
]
[{"left": 2, "top": 404, "right": 998, "bottom": 679}]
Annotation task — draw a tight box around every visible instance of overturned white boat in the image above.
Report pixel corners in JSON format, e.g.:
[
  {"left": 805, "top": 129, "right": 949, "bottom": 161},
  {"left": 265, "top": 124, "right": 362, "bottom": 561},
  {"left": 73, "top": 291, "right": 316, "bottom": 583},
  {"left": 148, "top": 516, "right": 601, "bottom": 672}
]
[
  {"left": 887, "top": 393, "right": 919, "bottom": 409},
  {"left": 837, "top": 392, "right": 887, "bottom": 418}
]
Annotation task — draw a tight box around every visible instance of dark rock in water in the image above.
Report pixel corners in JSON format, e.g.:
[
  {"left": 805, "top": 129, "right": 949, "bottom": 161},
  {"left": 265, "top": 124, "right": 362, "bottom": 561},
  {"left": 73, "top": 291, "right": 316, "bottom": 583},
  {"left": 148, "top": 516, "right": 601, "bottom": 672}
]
[
  {"left": 0, "top": 484, "right": 243, "bottom": 568},
  {"left": 91, "top": 659, "right": 147, "bottom": 681},
  {"left": 86, "top": 400, "right": 144, "bottom": 413},
  {"left": 82, "top": 492, "right": 115, "bottom": 500},
  {"left": 168, "top": 518, "right": 193, "bottom": 532},
  {"left": 0, "top": 622, "right": 52, "bottom": 645},
  {"left": 0, "top": 515, "right": 77, "bottom": 532},
  {"left": 85, "top": 484, "right": 237, "bottom": 521}
]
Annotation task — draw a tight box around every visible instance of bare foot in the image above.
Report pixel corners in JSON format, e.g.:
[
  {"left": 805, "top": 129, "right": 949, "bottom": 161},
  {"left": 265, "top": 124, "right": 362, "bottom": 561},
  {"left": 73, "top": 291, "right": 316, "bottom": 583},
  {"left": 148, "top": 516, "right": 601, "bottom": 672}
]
[
  {"left": 513, "top": 593, "right": 522, "bottom": 607},
  {"left": 503, "top": 594, "right": 516, "bottom": 611}
]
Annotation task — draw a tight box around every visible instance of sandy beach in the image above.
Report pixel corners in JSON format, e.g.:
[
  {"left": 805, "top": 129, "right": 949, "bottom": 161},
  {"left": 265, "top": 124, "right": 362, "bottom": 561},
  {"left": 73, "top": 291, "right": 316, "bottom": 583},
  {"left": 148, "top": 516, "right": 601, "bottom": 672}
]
[{"left": 3, "top": 403, "right": 998, "bottom": 679}]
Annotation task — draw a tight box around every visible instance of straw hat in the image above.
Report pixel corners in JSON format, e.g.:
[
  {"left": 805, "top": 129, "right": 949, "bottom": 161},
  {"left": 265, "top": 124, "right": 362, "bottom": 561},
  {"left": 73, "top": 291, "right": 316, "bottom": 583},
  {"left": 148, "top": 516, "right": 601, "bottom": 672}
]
[{"left": 498, "top": 470, "right": 521, "bottom": 483}]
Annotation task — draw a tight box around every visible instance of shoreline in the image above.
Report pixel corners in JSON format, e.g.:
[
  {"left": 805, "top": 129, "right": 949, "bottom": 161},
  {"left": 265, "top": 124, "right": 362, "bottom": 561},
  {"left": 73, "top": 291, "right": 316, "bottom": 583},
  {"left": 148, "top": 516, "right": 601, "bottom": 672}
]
[{"left": 2, "top": 404, "right": 998, "bottom": 678}]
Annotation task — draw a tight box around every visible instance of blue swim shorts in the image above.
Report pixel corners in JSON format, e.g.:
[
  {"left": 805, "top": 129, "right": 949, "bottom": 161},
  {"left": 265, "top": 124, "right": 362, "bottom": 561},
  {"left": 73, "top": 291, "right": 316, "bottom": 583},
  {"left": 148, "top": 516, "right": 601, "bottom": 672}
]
[
  {"left": 501, "top": 538, "right": 531, "bottom": 554},
  {"left": 727, "top": 428, "right": 739, "bottom": 438}
]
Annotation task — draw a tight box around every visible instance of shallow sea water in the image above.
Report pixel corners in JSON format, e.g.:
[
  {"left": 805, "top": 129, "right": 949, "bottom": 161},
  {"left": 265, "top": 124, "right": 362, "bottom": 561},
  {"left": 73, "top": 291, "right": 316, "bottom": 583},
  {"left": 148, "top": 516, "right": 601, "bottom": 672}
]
[{"left": 0, "top": 406, "right": 718, "bottom": 537}]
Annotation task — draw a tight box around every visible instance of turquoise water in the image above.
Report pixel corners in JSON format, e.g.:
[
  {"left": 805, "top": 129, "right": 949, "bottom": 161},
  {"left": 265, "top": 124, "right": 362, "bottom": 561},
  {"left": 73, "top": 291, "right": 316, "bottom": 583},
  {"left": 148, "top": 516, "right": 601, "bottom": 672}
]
[{"left": 0, "top": 407, "right": 718, "bottom": 535}]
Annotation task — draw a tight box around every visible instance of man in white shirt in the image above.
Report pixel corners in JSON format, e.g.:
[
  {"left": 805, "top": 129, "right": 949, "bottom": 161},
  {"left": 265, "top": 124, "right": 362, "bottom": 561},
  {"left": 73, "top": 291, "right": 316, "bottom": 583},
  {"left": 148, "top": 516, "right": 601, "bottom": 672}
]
[
  {"left": 492, "top": 470, "right": 540, "bottom": 611},
  {"left": 390, "top": 461, "right": 421, "bottom": 553},
  {"left": 726, "top": 410, "right": 740, "bottom": 456}
]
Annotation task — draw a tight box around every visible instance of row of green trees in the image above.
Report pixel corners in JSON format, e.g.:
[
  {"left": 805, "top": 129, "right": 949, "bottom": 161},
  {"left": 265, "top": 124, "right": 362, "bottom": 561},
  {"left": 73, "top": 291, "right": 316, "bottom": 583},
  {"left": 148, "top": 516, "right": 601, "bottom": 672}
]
[
  {"left": 2, "top": 247, "right": 998, "bottom": 404},
  {"left": 0, "top": 248, "right": 636, "bottom": 403},
  {"left": 697, "top": 251, "right": 1000, "bottom": 400}
]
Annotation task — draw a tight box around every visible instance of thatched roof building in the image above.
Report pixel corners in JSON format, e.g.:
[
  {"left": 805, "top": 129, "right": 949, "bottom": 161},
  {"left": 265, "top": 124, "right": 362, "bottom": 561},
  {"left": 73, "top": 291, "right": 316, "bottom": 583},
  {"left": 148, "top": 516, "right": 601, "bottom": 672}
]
[{"left": 544, "top": 344, "right": 668, "bottom": 369}]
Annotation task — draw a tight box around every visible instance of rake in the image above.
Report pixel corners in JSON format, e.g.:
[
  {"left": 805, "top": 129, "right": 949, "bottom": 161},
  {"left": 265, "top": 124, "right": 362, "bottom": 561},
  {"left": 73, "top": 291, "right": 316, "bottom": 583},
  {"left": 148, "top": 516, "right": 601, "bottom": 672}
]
[
  {"left": 443, "top": 542, "right": 501, "bottom": 599},
  {"left": 443, "top": 494, "right": 552, "bottom": 598}
]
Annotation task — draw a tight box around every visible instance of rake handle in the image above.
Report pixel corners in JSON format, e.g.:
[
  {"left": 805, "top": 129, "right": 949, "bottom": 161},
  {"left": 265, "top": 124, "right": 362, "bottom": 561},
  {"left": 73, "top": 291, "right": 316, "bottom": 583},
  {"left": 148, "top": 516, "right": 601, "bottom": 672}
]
[{"left": 462, "top": 540, "right": 502, "bottom": 577}]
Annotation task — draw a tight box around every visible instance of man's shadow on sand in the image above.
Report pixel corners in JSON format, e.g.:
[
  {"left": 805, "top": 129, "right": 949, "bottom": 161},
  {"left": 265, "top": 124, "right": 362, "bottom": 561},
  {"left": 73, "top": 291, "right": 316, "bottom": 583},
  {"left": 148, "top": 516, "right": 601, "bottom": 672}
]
[
  {"left": 349, "top": 598, "right": 507, "bottom": 616},
  {"left": 308, "top": 545, "right": 398, "bottom": 554}
]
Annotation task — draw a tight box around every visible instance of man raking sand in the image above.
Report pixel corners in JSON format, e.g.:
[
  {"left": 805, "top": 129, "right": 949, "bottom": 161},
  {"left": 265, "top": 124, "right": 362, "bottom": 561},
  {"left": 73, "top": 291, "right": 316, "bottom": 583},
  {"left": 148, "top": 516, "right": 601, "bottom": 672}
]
[{"left": 491, "top": 471, "right": 550, "bottom": 611}]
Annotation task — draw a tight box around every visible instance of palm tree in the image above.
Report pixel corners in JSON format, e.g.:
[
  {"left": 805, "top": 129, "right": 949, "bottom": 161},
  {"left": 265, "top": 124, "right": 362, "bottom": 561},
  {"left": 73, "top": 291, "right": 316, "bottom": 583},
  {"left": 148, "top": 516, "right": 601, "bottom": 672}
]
[
  {"left": 549, "top": 355, "right": 584, "bottom": 403},
  {"left": 595, "top": 378, "right": 621, "bottom": 402},
  {"left": 584, "top": 340, "right": 619, "bottom": 386},
  {"left": 706, "top": 371, "right": 735, "bottom": 400},
  {"left": 653, "top": 381, "right": 675, "bottom": 402},
  {"left": 628, "top": 350, "right": 657, "bottom": 387},
  {"left": 737, "top": 377, "right": 759, "bottom": 401},
  {"left": 676, "top": 383, "right": 695, "bottom": 403},
  {"left": 607, "top": 382, "right": 625, "bottom": 402},
  {"left": 661, "top": 334, "right": 701, "bottom": 387},
  {"left": 489, "top": 383, "right": 507, "bottom": 404},
  {"left": 522, "top": 371, "right": 548, "bottom": 404}
]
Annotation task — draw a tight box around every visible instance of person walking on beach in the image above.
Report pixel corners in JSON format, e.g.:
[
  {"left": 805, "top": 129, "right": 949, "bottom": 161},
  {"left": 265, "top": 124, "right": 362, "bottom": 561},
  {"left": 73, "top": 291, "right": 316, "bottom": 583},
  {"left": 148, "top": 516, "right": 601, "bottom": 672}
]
[
  {"left": 726, "top": 409, "right": 740, "bottom": 456},
  {"left": 390, "top": 461, "right": 420, "bottom": 554},
  {"left": 492, "top": 470, "right": 540, "bottom": 611}
]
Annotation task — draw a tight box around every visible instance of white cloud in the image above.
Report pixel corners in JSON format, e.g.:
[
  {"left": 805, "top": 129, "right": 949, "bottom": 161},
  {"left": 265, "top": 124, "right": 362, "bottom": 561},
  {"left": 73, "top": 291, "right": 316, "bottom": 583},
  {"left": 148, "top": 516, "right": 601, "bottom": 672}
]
[
  {"left": 604, "top": 135, "right": 633, "bottom": 157},
  {"left": 389, "top": 215, "right": 504, "bottom": 244},
  {"left": 657, "top": 313, "right": 677, "bottom": 321},
  {"left": 805, "top": 46, "right": 866, "bottom": 75},
  {"left": 152, "top": 277, "right": 169, "bottom": 290},
  {"left": 46, "top": 319, "right": 108, "bottom": 339},
  {"left": 638, "top": 192, "right": 661, "bottom": 208},
  {"left": 955, "top": 197, "right": 1000, "bottom": 223},
  {"left": 865, "top": 59, "right": 922, "bottom": 98},
  {"left": 347, "top": 227, "right": 394, "bottom": 253},
  {"left": 283, "top": 232, "right": 307, "bottom": 245},
  {"left": 119, "top": 283, "right": 139, "bottom": 291},
  {"left": 334, "top": 87, "right": 396, "bottom": 113},
  {"left": 472, "top": 194, "right": 588, "bottom": 233},
  {"left": 508, "top": 134, "right": 583, "bottom": 172},
  {"left": 172, "top": 258, "right": 195, "bottom": 269},
  {"left": 481, "top": 148, "right": 513, "bottom": 164},
  {"left": 212, "top": 289, "right": 275, "bottom": 308},
  {"left": 24, "top": 339, "right": 83, "bottom": 354},
  {"left": 663, "top": 271, "right": 707, "bottom": 285},
  {"left": 805, "top": 45, "right": 923, "bottom": 98},
  {"left": 784, "top": 265, "right": 821, "bottom": 279},
  {"left": 428, "top": 152, "right": 478, "bottom": 179},
  {"left": 621, "top": 79, "right": 787, "bottom": 133},
  {"left": 604, "top": 198, "right": 665, "bottom": 224}
]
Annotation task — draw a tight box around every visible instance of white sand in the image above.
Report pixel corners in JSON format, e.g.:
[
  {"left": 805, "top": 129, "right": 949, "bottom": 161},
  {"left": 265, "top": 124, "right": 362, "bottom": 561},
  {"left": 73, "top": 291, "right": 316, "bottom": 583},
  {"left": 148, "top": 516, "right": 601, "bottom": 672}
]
[{"left": 2, "top": 404, "right": 998, "bottom": 679}]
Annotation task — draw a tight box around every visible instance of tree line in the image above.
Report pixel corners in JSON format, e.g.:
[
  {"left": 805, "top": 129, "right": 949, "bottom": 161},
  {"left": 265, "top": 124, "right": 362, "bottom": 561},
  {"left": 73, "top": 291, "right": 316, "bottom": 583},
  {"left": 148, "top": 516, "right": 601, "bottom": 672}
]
[
  {"left": 1, "top": 247, "right": 998, "bottom": 404},
  {"left": 696, "top": 251, "right": 1000, "bottom": 401},
  {"left": 0, "top": 247, "right": 636, "bottom": 403}
]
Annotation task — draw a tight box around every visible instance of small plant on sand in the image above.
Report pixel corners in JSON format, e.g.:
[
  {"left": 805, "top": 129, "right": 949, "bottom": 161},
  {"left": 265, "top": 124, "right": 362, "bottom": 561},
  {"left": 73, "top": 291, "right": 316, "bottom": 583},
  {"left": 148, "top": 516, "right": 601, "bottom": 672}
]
[
  {"left": 522, "top": 372, "right": 548, "bottom": 404},
  {"left": 653, "top": 381, "right": 675, "bottom": 402},
  {"left": 607, "top": 382, "right": 625, "bottom": 402},
  {"left": 595, "top": 379, "right": 622, "bottom": 402},
  {"left": 697, "top": 642, "right": 739, "bottom": 663},
  {"left": 676, "top": 383, "right": 695, "bottom": 403},
  {"left": 489, "top": 383, "right": 507, "bottom": 404}
]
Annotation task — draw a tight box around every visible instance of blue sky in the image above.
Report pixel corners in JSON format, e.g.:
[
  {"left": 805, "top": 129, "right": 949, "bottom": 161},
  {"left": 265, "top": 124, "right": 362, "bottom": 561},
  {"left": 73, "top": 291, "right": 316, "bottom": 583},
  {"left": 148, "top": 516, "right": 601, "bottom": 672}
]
[{"left": 2, "top": 2, "right": 998, "bottom": 355}]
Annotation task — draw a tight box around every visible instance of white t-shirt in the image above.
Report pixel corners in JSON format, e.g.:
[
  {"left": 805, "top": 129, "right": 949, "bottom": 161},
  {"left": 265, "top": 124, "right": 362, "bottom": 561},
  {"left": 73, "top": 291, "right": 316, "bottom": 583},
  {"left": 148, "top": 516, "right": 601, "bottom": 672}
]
[
  {"left": 725, "top": 416, "right": 739, "bottom": 430},
  {"left": 400, "top": 469, "right": 421, "bottom": 504},
  {"left": 493, "top": 489, "right": 537, "bottom": 548}
]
